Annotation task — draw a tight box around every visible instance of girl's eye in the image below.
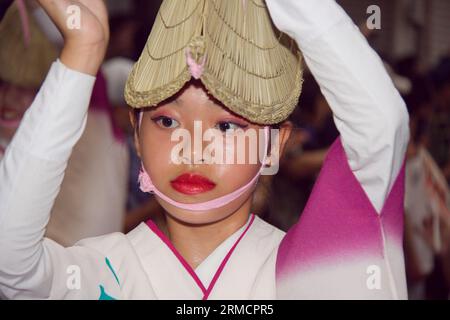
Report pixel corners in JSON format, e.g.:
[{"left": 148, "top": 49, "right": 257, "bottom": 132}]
[
  {"left": 152, "top": 116, "right": 180, "bottom": 129},
  {"left": 215, "top": 121, "right": 248, "bottom": 134}
]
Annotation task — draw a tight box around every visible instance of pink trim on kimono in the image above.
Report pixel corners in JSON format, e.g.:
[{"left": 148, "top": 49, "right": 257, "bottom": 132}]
[
  {"left": 146, "top": 214, "right": 256, "bottom": 299},
  {"left": 146, "top": 219, "right": 207, "bottom": 294},
  {"left": 202, "top": 214, "right": 256, "bottom": 300}
]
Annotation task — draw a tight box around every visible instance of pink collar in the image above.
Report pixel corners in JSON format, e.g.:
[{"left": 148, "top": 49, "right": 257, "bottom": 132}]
[{"left": 146, "top": 214, "right": 256, "bottom": 300}]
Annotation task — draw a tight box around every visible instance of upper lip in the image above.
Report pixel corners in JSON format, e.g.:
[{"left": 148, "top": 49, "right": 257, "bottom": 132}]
[{"left": 170, "top": 173, "right": 216, "bottom": 186}]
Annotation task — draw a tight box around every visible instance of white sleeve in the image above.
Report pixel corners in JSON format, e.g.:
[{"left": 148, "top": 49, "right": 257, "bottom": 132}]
[
  {"left": 0, "top": 60, "right": 105, "bottom": 299},
  {"left": 265, "top": 0, "right": 410, "bottom": 213}
]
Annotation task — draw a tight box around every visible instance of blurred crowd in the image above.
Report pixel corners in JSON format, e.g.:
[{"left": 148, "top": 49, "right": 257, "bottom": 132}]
[{"left": 0, "top": 0, "right": 449, "bottom": 299}]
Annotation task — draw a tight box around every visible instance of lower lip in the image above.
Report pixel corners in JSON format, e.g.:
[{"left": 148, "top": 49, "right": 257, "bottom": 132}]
[
  {"left": 0, "top": 117, "right": 21, "bottom": 128},
  {"left": 170, "top": 178, "right": 216, "bottom": 195}
]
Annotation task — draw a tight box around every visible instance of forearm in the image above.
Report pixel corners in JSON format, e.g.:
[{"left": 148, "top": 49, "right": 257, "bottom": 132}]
[
  {"left": 0, "top": 60, "right": 96, "bottom": 298},
  {"left": 266, "top": 0, "right": 410, "bottom": 213},
  {"left": 61, "top": 44, "right": 106, "bottom": 76},
  {"left": 36, "top": 0, "right": 109, "bottom": 76}
]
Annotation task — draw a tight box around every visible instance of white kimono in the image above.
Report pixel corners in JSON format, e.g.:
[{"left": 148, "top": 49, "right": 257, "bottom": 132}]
[{"left": 0, "top": 0, "right": 410, "bottom": 300}]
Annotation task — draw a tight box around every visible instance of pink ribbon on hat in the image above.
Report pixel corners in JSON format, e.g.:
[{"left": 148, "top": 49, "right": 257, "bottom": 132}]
[
  {"left": 185, "top": 48, "right": 207, "bottom": 80},
  {"left": 15, "top": 0, "right": 31, "bottom": 47},
  {"left": 242, "top": 0, "right": 248, "bottom": 12},
  {"left": 183, "top": 0, "right": 249, "bottom": 80}
]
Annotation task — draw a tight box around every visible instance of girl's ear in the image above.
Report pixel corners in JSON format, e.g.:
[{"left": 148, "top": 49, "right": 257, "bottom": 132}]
[
  {"left": 277, "top": 120, "right": 293, "bottom": 158},
  {"left": 265, "top": 121, "right": 292, "bottom": 168},
  {"left": 129, "top": 110, "right": 141, "bottom": 158}
]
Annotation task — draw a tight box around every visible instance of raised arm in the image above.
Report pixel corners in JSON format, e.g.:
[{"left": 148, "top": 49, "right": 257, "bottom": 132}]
[
  {"left": 266, "top": 0, "right": 410, "bottom": 214},
  {"left": 0, "top": 0, "right": 109, "bottom": 299},
  {"left": 267, "top": 0, "right": 410, "bottom": 299},
  {"left": 39, "top": 0, "right": 109, "bottom": 76}
]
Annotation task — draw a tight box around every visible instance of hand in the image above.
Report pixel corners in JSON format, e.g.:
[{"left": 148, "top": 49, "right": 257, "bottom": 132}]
[{"left": 36, "top": 0, "right": 109, "bottom": 75}]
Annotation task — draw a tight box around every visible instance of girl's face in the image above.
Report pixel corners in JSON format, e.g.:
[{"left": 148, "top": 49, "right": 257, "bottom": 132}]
[{"left": 132, "top": 82, "right": 291, "bottom": 225}]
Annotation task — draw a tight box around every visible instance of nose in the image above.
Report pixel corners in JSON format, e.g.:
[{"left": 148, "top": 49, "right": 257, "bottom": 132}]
[
  {"left": 189, "top": 120, "right": 208, "bottom": 165},
  {"left": 172, "top": 120, "right": 211, "bottom": 166}
]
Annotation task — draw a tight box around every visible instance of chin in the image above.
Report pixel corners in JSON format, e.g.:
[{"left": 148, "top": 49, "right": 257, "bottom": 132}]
[{"left": 155, "top": 190, "right": 253, "bottom": 226}]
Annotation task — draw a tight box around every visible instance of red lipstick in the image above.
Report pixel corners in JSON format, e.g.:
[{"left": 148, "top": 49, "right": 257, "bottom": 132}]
[{"left": 170, "top": 173, "right": 216, "bottom": 195}]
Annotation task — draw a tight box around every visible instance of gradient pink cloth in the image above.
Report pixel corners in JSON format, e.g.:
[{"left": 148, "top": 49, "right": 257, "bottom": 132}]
[{"left": 276, "top": 137, "right": 407, "bottom": 298}]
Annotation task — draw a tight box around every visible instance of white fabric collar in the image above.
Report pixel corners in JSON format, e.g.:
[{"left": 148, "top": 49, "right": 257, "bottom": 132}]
[{"left": 194, "top": 214, "right": 253, "bottom": 287}]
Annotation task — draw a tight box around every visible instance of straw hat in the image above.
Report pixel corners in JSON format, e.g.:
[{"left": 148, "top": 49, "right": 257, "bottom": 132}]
[
  {"left": 0, "top": 2, "right": 58, "bottom": 89},
  {"left": 125, "top": 0, "right": 304, "bottom": 125}
]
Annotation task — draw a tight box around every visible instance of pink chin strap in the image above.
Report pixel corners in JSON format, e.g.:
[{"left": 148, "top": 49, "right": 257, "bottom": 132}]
[{"left": 137, "top": 112, "right": 270, "bottom": 211}]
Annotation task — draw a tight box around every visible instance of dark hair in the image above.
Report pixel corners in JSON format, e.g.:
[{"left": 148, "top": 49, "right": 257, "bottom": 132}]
[
  {"left": 288, "top": 73, "right": 321, "bottom": 127},
  {"left": 404, "top": 76, "right": 433, "bottom": 116},
  {"left": 132, "top": 108, "right": 143, "bottom": 136}
]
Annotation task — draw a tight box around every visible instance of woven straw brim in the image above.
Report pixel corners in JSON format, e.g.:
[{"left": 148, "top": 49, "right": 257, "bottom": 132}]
[
  {"left": 0, "top": 3, "right": 58, "bottom": 88},
  {"left": 125, "top": 0, "right": 303, "bottom": 125}
]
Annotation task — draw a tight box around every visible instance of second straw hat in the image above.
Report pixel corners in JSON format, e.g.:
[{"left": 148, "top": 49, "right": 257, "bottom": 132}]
[
  {"left": 125, "top": 0, "right": 303, "bottom": 125},
  {"left": 0, "top": 2, "right": 58, "bottom": 88}
]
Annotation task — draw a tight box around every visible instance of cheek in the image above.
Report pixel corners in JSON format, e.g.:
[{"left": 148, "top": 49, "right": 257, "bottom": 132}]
[
  {"left": 139, "top": 129, "right": 175, "bottom": 177},
  {"left": 213, "top": 131, "right": 267, "bottom": 189},
  {"left": 211, "top": 162, "right": 259, "bottom": 191}
]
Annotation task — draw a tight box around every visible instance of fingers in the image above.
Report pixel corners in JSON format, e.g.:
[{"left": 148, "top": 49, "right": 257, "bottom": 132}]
[
  {"left": 34, "top": 0, "right": 109, "bottom": 75},
  {"left": 35, "top": 0, "right": 109, "bottom": 45},
  {"left": 78, "top": 0, "right": 109, "bottom": 37}
]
